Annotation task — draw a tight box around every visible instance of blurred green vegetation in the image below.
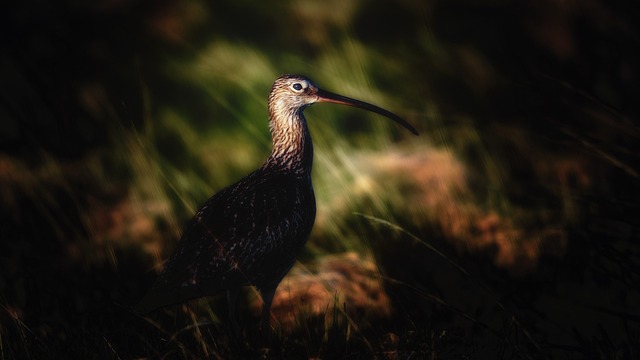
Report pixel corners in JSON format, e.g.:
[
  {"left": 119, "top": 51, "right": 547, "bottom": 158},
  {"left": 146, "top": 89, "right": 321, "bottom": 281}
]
[{"left": 1, "top": 0, "right": 639, "bottom": 358}]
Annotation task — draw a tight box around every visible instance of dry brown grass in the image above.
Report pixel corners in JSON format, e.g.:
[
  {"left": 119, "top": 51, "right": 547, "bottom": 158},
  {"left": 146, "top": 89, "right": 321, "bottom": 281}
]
[
  {"left": 320, "top": 144, "right": 585, "bottom": 273},
  {"left": 249, "top": 252, "right": 391, "bottom": 332}
]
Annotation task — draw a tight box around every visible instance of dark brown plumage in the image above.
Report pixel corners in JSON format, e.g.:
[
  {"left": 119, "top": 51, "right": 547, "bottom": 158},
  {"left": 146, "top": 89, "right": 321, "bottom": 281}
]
[{"left": 135, "top": 74, "right": 417, "bottom": 329}]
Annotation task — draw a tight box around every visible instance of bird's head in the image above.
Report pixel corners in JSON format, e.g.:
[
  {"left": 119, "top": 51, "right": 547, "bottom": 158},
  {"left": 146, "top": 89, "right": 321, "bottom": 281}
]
[
  {"left": 268, "top": 74, "right": 320, "bottom": 113},
  {"left": 268, "top": 74, "right": 418, "bottom": 136}
]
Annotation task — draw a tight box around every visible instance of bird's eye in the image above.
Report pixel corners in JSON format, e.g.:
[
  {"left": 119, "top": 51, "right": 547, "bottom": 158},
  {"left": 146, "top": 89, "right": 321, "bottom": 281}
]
[{"left": 292, "top": 83, "right": 303, "bottom": 91}]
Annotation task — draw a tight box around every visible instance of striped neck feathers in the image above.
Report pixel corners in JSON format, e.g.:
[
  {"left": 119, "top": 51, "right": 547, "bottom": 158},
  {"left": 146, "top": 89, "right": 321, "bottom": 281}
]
[{"left": 266, "top": 103, "right": 313, "bottom": 172}]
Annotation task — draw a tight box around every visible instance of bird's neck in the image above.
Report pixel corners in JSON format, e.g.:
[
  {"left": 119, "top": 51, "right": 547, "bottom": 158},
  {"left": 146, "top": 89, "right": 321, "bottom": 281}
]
[{"left": 265, "top": 109, "right": 314, "bottom": 174}]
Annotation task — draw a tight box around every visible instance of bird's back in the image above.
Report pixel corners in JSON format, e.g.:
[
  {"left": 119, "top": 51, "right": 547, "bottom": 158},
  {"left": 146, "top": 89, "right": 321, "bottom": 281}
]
[{"left": 136, "top": 164, "right": 315, "bottom": 314}]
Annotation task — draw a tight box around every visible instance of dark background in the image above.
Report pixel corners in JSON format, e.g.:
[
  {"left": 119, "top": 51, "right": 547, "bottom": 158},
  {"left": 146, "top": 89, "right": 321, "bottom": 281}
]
[{"left": 1, "top": 0, "right": 639, "bottom": 358}]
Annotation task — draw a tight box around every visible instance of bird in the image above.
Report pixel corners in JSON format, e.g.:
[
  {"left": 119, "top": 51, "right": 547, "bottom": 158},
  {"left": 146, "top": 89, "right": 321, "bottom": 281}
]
[{"left": 135, "top": 74, "right": 418, "bottom": 331}]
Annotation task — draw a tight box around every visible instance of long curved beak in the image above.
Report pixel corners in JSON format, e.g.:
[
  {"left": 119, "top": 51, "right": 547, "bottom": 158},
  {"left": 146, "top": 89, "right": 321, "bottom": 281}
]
[{"left": 315, "top": 89, "right": 419, "bottom": 136}]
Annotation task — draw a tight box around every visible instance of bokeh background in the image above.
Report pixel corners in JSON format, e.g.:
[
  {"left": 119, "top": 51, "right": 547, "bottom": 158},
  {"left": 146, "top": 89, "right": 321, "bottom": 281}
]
[{"left": 1, "top": 0, "right": 638, "bottom": 358}]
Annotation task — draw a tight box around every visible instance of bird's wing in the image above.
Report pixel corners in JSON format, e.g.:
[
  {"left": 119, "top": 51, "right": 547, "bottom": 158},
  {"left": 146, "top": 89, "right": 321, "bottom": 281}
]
[{"left": 135, "top": 169, "right": 313, "bottom": 313}]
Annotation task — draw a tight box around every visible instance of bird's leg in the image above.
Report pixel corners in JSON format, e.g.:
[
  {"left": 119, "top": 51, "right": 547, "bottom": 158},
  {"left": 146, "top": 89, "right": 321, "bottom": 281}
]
[
  {"left": 259, "top": 286, "right": 276, "bottom": 335},
  {"left": 226, "top": 288, "right": 242, "bottom": 338}
]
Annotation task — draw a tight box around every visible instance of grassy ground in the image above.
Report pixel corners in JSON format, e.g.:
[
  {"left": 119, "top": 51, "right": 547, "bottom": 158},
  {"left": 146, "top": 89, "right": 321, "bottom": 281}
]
[{"left": 2, "top": 0, "right": 639, "bottom": 358}]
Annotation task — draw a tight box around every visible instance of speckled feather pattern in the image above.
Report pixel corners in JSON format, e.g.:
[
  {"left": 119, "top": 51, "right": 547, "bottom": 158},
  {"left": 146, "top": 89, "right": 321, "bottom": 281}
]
[
  {"left": 136, "top": 74, "right": 415, "bottom": 314},
  {"left": 136, "top": 75, "right": 316, "bottom": 313}
]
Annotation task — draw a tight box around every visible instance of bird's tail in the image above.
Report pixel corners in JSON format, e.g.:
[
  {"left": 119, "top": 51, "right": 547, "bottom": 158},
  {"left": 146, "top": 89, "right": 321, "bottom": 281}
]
[
  {"left": 134, "top": 291, "right": 161, "bottom": 314},
  {"left": 135, "top": 286, "right": 204, "bottom": 314}
]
